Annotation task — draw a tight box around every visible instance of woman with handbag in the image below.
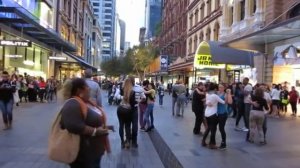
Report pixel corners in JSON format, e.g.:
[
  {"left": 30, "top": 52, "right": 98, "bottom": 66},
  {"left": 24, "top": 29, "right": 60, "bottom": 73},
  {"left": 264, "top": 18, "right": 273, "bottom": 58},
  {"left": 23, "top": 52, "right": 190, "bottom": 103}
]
[
  {"left": 117, "top": 78, "right": 136, "bottom": 149},
  {"left": 58, "top": 78, "right": 111, "bottom": 168}
]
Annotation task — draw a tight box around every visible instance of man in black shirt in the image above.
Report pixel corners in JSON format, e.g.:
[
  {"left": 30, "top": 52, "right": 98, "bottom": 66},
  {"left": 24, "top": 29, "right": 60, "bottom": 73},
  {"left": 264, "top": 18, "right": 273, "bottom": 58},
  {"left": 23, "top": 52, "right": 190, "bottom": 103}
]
[
  {"left": 0, "top": 71, "right": 15, "bottom": 130},
  {"left": 192, "top": 82, "right": 206, "bottom": 134}
]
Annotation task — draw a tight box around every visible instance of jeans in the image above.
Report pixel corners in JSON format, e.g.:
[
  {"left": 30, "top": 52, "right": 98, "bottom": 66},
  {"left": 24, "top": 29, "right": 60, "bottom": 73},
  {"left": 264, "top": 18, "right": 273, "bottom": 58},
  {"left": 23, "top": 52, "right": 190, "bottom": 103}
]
[
  {"left": 176, "top": 95, "right": 185, "bottom": 116},
  {"left": 263, "top": 115, "right": 267, "bottom": 140},
  {"left": 70, "top": 157, "right": 101, "bottom": 168},
  {"left": 131, "top": 107, "right": 138, "bottom": 144},
  {"left": 236, "top": 102, "right": 247, "bottom": 127},
  {"left": 193, "top": 108, "right": 204, "bottom": 134},
  {"left": 159, "top": 95, "right": 164, "bottom": 105},
  {"left": 202, "top": 114, "right": 218, "bottom": 145},
  {"left": 244, "top": 103, "right": 251, "bottom": 129},
  {"left": 39, "top": 89, "right": 45, "bottom": 102},
  {"left": 0, "top": 99, "right": 14, "bottom": 124},
  {"left": 290, "top": 101, "right": 297, "bottom": 114},
  {"left": 172, "top": 97, "right": 177, "bottom": 115},
  {"left": 144, "top": 104, "right": 154, "bottom": 128},
  {"left": 249, "top": 110, "right": 265, "bottom": 142},
  {"left": 117, "top": 106, "right": 132, "bottom": 143},
  {"left": 218, "top": 113, "right": 228, "bottom": 145},
  {"left": 139, "top": 103, "right": 147, "bottom": 127}
]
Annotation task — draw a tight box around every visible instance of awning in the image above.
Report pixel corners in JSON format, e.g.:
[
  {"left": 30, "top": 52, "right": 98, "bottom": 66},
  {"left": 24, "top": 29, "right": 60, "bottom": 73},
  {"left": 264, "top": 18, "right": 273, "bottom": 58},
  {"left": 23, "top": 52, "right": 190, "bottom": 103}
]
[
  {"left": 0, "top": 3, "right": 76, "bottom": 52},
  {"left": 223, "top": 15, "right": 300, "bottom": 53},
  {"left": 65, "top": 52, "right": 97, "bottom": 71},
  {"left": 194, "top": 41, "right": 256, "bottom": 67}
]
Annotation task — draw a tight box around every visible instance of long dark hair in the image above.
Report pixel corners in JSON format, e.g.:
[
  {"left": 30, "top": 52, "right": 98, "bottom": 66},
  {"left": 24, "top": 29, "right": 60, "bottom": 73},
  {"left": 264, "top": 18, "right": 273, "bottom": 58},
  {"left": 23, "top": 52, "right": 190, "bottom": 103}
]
[{"left": 254, "top": 87, "right": 264, "bottom": 99}]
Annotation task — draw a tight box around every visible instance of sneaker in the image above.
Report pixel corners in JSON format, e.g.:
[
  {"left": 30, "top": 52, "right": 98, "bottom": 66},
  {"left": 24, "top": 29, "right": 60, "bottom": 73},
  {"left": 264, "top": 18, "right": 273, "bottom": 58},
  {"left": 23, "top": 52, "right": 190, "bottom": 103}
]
[
  {"left": 201, "top": 141, "right": 207, "bottom": 147},
  {"left": 219, "top": 145, "right": 227, "bottom": 150},
  {"left": 145, "top": 127, "right": 152, "bottom": 132},
  {"left": 242, "top": 127, "right": 249, "bottom": 132},
  {"left": 140, "top": 127, "right": 146, "bottom": 131},
  {"left": 235, "top": 126, "right": 243, "bottom": 131},
  {"left": 124, "top": 141, "right": 130, "bottom": 149}
]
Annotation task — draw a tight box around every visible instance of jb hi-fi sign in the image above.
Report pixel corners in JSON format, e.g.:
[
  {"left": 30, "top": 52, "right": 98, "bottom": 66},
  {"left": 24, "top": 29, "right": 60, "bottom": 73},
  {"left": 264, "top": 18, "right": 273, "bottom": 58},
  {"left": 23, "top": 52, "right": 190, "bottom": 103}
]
[{"left": 0, "top": 40, "right": 32, "bottom": 47}]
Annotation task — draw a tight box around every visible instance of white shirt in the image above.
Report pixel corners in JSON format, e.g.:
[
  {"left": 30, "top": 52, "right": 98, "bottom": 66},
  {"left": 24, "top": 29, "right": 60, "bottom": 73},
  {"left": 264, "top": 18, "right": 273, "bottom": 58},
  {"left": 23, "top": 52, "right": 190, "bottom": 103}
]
[
  {"left": 205, "top": 92, "right": 225, "bottom": 117},
  {"left": 271, "top": 89, "right": 280, "bottom": 100},
  {"left": 264, "top": 92, "right": 272, "bottom": 103},
  {"left": 133, "top": 84, "right": 146, "bottom": 106},
  {"left": 244, "top": 84, "right": 253, "bottom": 104}
]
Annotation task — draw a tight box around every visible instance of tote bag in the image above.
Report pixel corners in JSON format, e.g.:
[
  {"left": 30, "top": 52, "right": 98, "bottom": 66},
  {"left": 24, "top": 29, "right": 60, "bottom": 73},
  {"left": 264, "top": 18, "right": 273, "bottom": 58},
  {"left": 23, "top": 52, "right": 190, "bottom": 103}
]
[{"left": 48, "top": 98, "right": 87, "bottom": 163}]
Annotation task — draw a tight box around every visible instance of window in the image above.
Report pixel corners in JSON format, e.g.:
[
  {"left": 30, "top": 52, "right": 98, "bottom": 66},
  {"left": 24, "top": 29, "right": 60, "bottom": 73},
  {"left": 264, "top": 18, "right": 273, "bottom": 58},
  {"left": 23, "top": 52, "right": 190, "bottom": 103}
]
[
  {"left": 189, "top": 38, "right": 193, "bottom": 54},
  {"left": 206, "top": 27, "right": 211, "bottom": 41},
  {"left": 240, "top": 0, "right": 245, "bottom": 20},
  {"left": 289, "top": 3, "right": 300, "bottom": 18},
  {"left": 199, "top": 32, "right": 204, "bottom": 42},
  {"left": 103, "top": 33, "right": 111, "bottom": 37},
  {"left": 252, "top": 0, "right": 256, "bottom": 15},
  {"left": 229, "top": 6, "right": 233, "bottom": 25},
  {"left": 105, "top": 21, "right": 112, "bottom": 25},
  {"left": 189, "top": 14, "right": 193, "bottom": 28},
  {"left": 104, "top": 27, "right": 111, "bottom": 31},
  {"left": 194, "top": 35, "right": 198, "bottom": 52},
  {"left": 105, "top": 15, "right": 112, "bottom": 19},
  {"left": 214, "top": 23, "right": 220, "bottom": 41},
  {"left": 105, "top": 9, "right": 112, "bottom": 13},
  {"left": 93, "top": 3, "right": 99, "bottom": 7},
  {"left": 104, "top": 3, "right": 112, "bottom": 7},
  {"left": 207, "top": 0, "right": 211, "bottom": 14},
  {"left": 194, "top": 9, "right": 199, "bottom": 24},
  {"left": 94, "top": 9, "right": 99, "bottom": 13},
  {"left": 215, "top": 0, "right": 220, "bottom": 9},
  {"left": 92, "top": 32, "right": 96, "bottom": 41},
  {"left": 200, "top": 3, "right": 205, "bottom": 20}
]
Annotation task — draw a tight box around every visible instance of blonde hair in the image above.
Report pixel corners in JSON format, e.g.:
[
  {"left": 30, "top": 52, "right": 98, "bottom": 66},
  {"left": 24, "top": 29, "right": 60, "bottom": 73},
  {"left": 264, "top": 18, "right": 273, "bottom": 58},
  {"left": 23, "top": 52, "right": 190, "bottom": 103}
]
[{"left": 122, "top": 78, "right": 133, "bottom": 104}]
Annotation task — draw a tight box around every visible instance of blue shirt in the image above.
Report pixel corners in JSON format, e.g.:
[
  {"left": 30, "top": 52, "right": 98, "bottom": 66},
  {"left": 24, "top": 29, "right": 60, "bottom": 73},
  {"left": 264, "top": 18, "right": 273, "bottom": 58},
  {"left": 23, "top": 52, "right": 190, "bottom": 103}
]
[{"left": 217, "top": 94, "right": 227, "bottom": 115}]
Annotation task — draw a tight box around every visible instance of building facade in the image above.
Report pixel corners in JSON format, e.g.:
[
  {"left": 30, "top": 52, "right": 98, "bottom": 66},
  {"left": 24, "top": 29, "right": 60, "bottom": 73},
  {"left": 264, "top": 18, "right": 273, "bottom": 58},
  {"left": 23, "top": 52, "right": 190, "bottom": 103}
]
[
  {"left": 221, "top": 0, "right": 300, "bottom": 85},
  {"left": 145, "top": 0, "right": 162, "bottom": 39},
  {"left": 92, "top": 0, "right": 116, "bottom": 61},
  {"left": 92, "top": 19, "right": 103, "bottom": 69},
  {"left": 83, "top": 0, "right": 95, "bottom": 65},
  {"left": 160, "top": 0, "right": 189, "bottom": 64},
  {"left": 119, "top": 19, "right": 126, "bottom": 56}
]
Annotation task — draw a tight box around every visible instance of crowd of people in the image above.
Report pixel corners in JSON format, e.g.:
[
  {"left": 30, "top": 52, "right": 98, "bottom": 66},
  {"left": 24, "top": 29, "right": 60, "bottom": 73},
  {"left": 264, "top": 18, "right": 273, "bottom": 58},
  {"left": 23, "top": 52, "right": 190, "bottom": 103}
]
[
  {"left": 0, "top": 71, "right": 59, "bottom": 130},
  {"left": 185, "top": 78, "right": 300, "bottom": 150}
]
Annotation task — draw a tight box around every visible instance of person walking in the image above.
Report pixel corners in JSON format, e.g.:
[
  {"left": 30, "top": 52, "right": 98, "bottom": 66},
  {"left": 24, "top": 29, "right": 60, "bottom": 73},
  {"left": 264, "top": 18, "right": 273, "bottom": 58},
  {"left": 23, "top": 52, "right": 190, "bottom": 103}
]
[
  {"left": 158, "top": 82, "right": 165, "bottom": 106},
  {"left": 171, "top": 81, "right": 178, "bottom": 116},
  {"left": 202, "top": 83, "right": 225, "bottom": 149},
  {"left": 280, "top": 86, "right": 289, "bottom": 114},
  {"left": 217, "top": 84, "right": 232, "bottom": 150},
  {"left": 117, "top": 79, "right": 136, "bottom": 149},
  {"left": 60, "top": 78, "right": 111, "bottom": 168},
  {"left": 270, "top": 84, "right": 281, "bottom": 117},
  {"left": 84, "top": 69, "right": 102, "bottom": 107},
  {"left": 192, "top": 82, "right": 206, "bottom": 135},
  {"left": 248, "top": 87, "right": 269, "bottom": 145},
  {"left": 128, "top": 76, "right": 146, "bottom": 148},
  {"left": 38, "top": 77, "right": 46, "bottom": 103},
  {"left": 235, "top": 82, "right": 247, "bottom": 131},
  {"left": 143, "top": 83, "right": 156, "bottom": 132},
  {"left": 243, "top": 78, "right": 252, "bottom": 134},
  {"left": 289, "top": 86, "right": 299, "bottom": 117},
  {"left": 139, "top": 80, "right": 149, "bottom": 130},
  {"left": 174, "top": 80, "right": 186, "bottom": 117},
  {"left": 0, "top": 71, "right": 16, "bottom": 130}
]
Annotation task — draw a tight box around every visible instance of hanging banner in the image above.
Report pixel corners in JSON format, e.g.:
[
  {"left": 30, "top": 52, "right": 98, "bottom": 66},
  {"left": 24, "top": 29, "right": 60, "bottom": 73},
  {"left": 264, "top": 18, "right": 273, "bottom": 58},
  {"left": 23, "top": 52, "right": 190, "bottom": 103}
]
[
  {"left": 160, "top": 55, "right": 168, "bottom": 71},
  {"left": 194, "top": 54, "right": 225, "bottom": 69}
]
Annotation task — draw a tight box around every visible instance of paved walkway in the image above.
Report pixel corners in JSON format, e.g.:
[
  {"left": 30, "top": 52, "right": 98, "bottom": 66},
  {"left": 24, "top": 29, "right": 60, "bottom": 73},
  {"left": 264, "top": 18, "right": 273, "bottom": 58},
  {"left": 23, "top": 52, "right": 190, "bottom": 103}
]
[
  {"left": 153, "top": 94, "right": 300, "bottom": 168},
  {"left": 0, "top": 94, "right": 163, "bottom": 168}
]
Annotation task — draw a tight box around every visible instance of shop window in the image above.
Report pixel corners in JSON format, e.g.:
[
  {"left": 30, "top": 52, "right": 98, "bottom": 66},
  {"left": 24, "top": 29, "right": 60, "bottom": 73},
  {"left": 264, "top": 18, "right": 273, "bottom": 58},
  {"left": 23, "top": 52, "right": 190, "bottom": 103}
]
[{"left": 240, "top": 0, "right": 245, "bottom": 20}]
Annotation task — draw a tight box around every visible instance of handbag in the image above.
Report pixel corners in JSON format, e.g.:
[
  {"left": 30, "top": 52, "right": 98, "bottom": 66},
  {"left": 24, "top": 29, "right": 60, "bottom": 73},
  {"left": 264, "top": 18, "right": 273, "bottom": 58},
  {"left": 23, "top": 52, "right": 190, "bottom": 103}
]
[{"left": 48, "top": 98, "right": 87, "bottom": 164}]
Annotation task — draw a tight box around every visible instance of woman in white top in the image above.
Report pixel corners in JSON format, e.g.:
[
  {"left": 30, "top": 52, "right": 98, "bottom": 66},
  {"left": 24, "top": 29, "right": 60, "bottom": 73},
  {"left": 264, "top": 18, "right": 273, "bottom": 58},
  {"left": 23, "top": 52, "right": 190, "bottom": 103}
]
[
  {"left": 202, "top": 83, "right": 225, "bottom": 149},
  {"left": 271, "top": 84, "right": 281, "bottom": 117}
]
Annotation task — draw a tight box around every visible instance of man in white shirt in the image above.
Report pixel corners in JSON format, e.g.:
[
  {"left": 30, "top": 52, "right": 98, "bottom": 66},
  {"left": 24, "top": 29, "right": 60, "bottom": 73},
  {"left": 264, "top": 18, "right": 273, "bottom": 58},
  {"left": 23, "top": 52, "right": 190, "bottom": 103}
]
[{"left": 243, "top": 78, "right": 252, "bottom": 132}]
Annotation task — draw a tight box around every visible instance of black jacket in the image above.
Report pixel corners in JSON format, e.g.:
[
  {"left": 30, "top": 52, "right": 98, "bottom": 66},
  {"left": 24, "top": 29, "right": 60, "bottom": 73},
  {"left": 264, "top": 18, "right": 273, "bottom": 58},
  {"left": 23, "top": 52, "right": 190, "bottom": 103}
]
[{"left": 0, "top": 80, "right": 15, "bottom": 102}]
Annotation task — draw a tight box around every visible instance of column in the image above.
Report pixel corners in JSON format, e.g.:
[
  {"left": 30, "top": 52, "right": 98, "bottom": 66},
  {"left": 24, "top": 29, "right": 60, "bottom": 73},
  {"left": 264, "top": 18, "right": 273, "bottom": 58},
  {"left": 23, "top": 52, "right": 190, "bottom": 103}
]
[
  {"left": 254, "top": 0, "right": 265, "bottom": 23},
  {"left": 232, "top": 0, "right": 239, "bottom": 25}
]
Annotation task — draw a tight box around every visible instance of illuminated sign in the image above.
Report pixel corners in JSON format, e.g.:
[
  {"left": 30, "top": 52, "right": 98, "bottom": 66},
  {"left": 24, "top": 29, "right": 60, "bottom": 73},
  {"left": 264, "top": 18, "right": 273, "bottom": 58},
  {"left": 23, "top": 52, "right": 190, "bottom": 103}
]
[
  {"left": 5, "top": 55, "right": 23, "bottom": 58},
  {"left": 49, "top": 56, "right": 67, "bottom": 60},
  {"left": 0, "top": 40, "right": 31, "bottom": 47},
  {"left": 194, "top": 54, "right": 225, "bottom": 69}
]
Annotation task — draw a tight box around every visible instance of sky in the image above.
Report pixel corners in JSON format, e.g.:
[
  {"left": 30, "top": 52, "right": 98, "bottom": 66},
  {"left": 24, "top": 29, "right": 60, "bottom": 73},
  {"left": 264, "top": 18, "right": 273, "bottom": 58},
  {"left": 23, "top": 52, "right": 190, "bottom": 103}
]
[{"left": 116, "top": 0, "right": 145, "bottom": 47}]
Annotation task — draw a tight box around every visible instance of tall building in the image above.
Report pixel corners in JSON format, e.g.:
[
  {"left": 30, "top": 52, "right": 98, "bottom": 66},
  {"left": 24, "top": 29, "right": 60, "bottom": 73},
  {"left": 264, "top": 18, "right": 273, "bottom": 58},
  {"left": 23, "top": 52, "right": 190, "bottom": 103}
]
[
  {"left": 145, "top": 0, "right": 162, "bottom": 39},
  {"left": 92, "top": 0, "right": 116, "bottom": 61},
  {"left": 115, "top": 14, "right": 121, "bottom": 57},
  {"left": 124, "top": 42, "right": 131, "bottom": 53},
  {"left": 119, "top": 19, "right": 126, "bottom": 56}
]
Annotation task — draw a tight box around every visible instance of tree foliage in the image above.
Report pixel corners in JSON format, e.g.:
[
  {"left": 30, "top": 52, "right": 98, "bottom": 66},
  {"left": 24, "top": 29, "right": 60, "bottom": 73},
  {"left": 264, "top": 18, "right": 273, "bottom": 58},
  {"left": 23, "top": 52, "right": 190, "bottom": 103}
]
[{"left": 100, "top": 44, "right": 158, "bottom": 79}]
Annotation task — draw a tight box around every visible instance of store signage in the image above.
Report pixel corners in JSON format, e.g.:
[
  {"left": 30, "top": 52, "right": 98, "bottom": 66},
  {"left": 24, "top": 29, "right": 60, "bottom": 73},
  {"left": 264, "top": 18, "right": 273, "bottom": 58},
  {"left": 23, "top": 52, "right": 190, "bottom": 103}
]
[
  {"left": 0, "top": 40, "right": 31, "bottom": 47},
  {"left": 160, "top": 55, "right": 168, "bottom": 72},
  {"left": 5, "top": 55, "right": 23, "bottom": 58},
  {"left": 194, "top": 54, "right": 225, "bottom": 69}
]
